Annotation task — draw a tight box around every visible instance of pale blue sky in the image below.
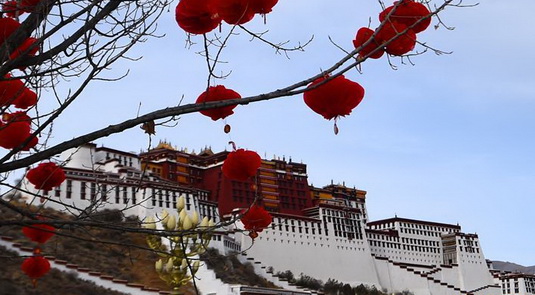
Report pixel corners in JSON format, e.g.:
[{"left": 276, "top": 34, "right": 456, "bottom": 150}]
[{"left": 22, "top": 1, "right": 535, "bottom": 265}]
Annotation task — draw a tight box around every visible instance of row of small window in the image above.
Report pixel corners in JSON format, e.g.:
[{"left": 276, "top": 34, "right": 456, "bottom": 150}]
[
  {"left": 322, "top": 208, "right": 359, "bottom": 220},
  {"left": 199, "top": 204, "right": 218, "bottom": 223},
  {"left": 459, "top": 246, "right": 480, "bottom": 253},
  {"left": 501, "top": 287, "right": 520, "bottom": 294},
  {"left": 272, "top": 223, "right": 323, "bottom": 235},
  {"left": 278, "top": 188, "right": 307, "bottom": 197},
  {"left": 48, "top": 181, "right": 139, "bottom": 204},
  {"left": 327, "top": 216, "right": 361, "bottom": 226},
  {"left": 275, "top": 218, "right": 319, "bottom": 228},
  {"left": 401, "top": 237, "right": 439, "bottom": 247},
  {"left": 150, "top": 189, "right": 192, "bottom": 210},
  {"left": 105, "top": 153, "right": 134, "bottom": 167},
  {"left": 332, "top": 223, "right": 361, "bottom": 236},
  {"left": 399, "top": 228, "right": 443, "bottom": 237},
  {"left": 278, "top": 181, "right": 307, "bottom": 189},
  {"left": 333, "top": 231, "right": 362, "bottom": 239},
  {"left": 151, "top": 199, "right": 191, "bottom": 209},
  {"left": 223, "top": 239, "right": 241, "bottom": 251},
  {"left": 369, "top": 241, "right": 441, "bottom": 253},
  {"left": 524, "top": 278, "right": 535, "bottom": 293},
  {"left": 461, "top": 239, "right": 478, "bottom": 246},
  {"left": 231, "top": 196, "right": 255, "bottom": 204},
  {"left": 232, "top": 189, "right": 253, "bottom": 197},
  {"left": 151, "top": 189, "right": 191, "bottom": 203},
  {"left": 399, "top": 222, "right": 455, "bottom": 232},
  {"left": 367, "top": 233, "right": 398, "bottom": 242}
]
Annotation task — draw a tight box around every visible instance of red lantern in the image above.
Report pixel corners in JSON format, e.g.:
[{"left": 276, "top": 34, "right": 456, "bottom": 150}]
[
  {"left": 26, "top": 162, "right": 66, "bottom": 191},
  {"left": 0, "top": 112, "right": 37, "bottom": 150},
  {"left": 241, "top": 204, "right": 272, "bottom": 238},
  {"left": 0, "top": 75, "right": 25, "bottom": 107},
  {"left": 249, "top": 0, "right": 278, "bottom": 14},
  {"left": 379, "top": 0, "right": 431, "bottom": 34},
  {"left": 214, "top": 0, "right": 255, "bottom": 25},
  {"left": 353, "top": 27, "right": 384, "bottom": 59},
  {"left": 196, "top": 85, "right": 241, "bottom": 121},
  {"left": 375, "top": 21, "right": 416, "bottom": 56},
  {"left": 303, "top": 75, "right": 365, "bottom": 120},
  {"left": 222, "top": 149, "right": 261, "bottom": 181},
  {"left": 12, "top": 88, "right": 37, "bottom": 109},
  {"left": 0, "top": 17, "right": 20, "bottom": 45},
  {"left": 0, "top": 120, "right": 31, "bottom": 149},
  {"left": 21, "top": 256, "right": 51, "bottom": 279},
  {"left": 23, "top": 223, "right": 56, "bottom": 244},
  {"left": 175, "top": 0, "right": 221, "bottom": 34}
]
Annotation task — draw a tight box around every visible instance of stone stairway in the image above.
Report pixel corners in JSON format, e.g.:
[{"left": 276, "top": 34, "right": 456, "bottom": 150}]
[
  {"left": 375, "top": 256, "right": 467, "bottom": 294},
  {"left": 468, "top": 283, "right": 501, "bottom": 294},
  {"left": 238, "top": 251, "right": 322, "bottom": 295},
  {"left": 375, "top": 256, "right": 500, "bottom": 295}
]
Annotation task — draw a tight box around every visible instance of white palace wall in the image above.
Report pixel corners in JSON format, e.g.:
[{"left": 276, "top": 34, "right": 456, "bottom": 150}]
[{"left": 238, "top": 226, "right": 382, "bottom": 287}]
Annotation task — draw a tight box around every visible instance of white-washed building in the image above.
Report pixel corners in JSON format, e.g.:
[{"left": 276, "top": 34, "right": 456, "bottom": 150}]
[{"left": 17, "top": 143, "right": 525, "bottom": 295}]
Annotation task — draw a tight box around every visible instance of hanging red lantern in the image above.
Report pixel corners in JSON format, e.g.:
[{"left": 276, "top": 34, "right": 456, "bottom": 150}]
[
  {"left": 0, "top": 120, "right": 31, "bottom": 149},
  {"left": 21, "top": 256, "right": 51, "bottom": 279},
  {"left": 0, "top": 112, "right": 37, "bottom": 150},
  {"left": 249, "top": 0, "right": 278, "bottom": 14},
  {"left": 303, "top": 75, "right": 365, "bottom": 120},
  {"left": 0, "top": 75, "right": 25, "bottom": 107},
  {"left": 376, "top": 21, "right": 416, "bottom": 56},
  {"left": 0, "top": 17, "right": 20, "bottom": 45},
  {"left": 26, "top": 162, "right": 66, "bottom": 191},
  {"left": 175, "top": 0, "right": 221, "bottom": 34},
  {"left": 22, "top": 223, "right": 56, "bottom": 244},
  {"left": 241, "top": 204, "right": 272, "bottom": 238},
  {"left": 196, "top": 85, "right": 241, "bottom": 121},
  {"left": 353, "top": 27, "right": 384, "bottom": 59},
  {"left": 379, "top": 0, "right": 431, "bottom": 34},
  {"left": 12, "top": 88, "right": 37, "bottom": 109},
  {"left": 222, "top": 148, "right": 261, "bottom": 181},
  {"left": 214, "top": 0, "right": 255, "bottom": 25}
]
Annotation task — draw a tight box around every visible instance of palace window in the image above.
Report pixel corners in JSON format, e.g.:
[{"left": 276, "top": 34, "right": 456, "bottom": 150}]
[
  {"left": 66, "top": 180, "right": 72, "bottom": 199},
  {"left": 90, "top": 183, "right": 96, "bottom": 201},
  {"left": 81, "top": 182, "right": 86, "bottom": 200},
  {"left": 132, "top": 187, "right": 137, "bottom": 204},
  {"left": 101, "top": 184, "right": 107, "bottom": 201},
  {"left": 123, "top": 187, "right": 128, "bottom": 204},
  {"left": 115, "top": 186, "right": 120, "bottom": 203}
]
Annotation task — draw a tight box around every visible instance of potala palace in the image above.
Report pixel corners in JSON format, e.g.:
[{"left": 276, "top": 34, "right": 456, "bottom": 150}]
[{"left": 18, "top": 142, "right": 535, "bottom": 295}]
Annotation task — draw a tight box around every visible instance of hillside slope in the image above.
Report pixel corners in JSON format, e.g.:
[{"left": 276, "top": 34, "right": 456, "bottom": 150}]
[{"left": 492, "top": 261, "right": 535, "bottom": 274}]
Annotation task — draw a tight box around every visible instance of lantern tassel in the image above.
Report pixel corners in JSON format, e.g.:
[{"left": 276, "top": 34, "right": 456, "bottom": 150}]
[
  {"left": 228, "top": 141, "right": 237, "bottom": 151},
  {"left": 334, "top": 119, "right": 339, "bottom": 135}
]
